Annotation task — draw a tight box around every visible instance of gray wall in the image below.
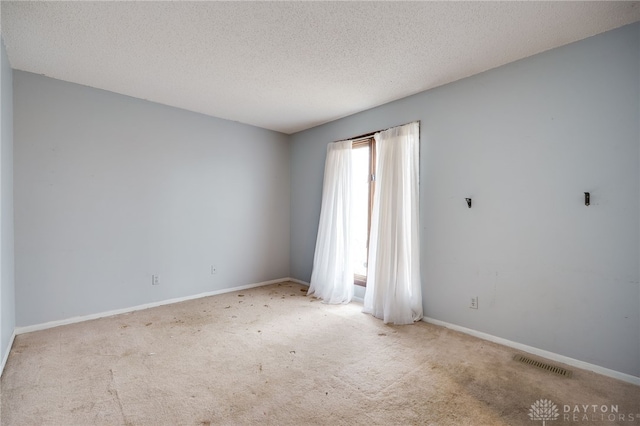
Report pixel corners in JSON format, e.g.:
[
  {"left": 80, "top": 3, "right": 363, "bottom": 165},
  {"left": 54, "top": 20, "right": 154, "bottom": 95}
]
[
  {"left": 1, "top": 37, "right": 15, "bottom": 366},
  {"left": 290, "top": 23, "right": 640, "bottom": 377},
  {"left": 14, "top": 72, "right": 290, "bottom": 326}
]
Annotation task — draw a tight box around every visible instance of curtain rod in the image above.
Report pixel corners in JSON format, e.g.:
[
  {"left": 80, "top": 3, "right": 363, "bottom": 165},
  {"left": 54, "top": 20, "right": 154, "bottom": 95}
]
[
  {"left": 336, "top": 131, "right": 375, "bottom": 144},
  {"left": 335, "top": 121, "right": 419, "bottom": 144}
]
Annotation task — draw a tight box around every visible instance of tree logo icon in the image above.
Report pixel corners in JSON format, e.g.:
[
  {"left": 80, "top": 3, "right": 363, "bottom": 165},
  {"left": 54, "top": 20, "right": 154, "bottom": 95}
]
[{"left": 529, "top": 399, "right": 559, "bottom": 425}]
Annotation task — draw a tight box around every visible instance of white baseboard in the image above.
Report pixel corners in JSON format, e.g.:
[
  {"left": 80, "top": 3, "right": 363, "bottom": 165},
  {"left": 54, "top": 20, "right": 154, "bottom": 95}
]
[
  {"left": 15, "top": 277, "right": 292, "bottom": 335},
  {"left": 287, "top": 278, "right": 309, "bottom": 287},
  {"left": 423, "top": 317, "right": 640, "bottom": 386},
  {"left": 0, "top": 329, "right": 16, "bottom": 377}
]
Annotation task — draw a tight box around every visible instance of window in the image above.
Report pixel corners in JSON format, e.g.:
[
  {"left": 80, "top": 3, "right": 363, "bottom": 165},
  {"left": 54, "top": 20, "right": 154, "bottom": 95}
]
[{"left": 351, "top": 136, "right": 375, "bottom": 286}]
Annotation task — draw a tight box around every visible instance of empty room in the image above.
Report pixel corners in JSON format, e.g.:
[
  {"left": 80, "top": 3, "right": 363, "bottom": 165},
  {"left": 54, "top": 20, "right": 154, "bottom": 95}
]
[{"left": 0, "top": 1, "right": 639, "bottom": 425}]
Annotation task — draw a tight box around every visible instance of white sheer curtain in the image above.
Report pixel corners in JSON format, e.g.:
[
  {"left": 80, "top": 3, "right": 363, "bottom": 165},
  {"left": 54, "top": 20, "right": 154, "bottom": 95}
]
[
  {"left": 307, "top": 140, "right": 354, "bottom": 304},
  {"left": 363, "top": 122, "right": 423, "bottom": 324}
]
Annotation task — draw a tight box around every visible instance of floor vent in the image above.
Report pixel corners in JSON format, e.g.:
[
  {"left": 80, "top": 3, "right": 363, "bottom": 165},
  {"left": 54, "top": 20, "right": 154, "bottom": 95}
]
[{"left": 513, "top": 354, "right": 573, "bottom": 378}]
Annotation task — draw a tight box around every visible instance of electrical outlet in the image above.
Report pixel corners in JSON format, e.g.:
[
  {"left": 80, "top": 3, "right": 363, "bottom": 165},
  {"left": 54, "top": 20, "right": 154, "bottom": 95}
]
[
  {"left": 211, "top": 265, "right": 217, "bottom": 275},
  {"left": 470, "top": 296, "right": 478, "bottom": 309},
  {"left": 152, "top": 275, "right": 160, "bottom": 285}
]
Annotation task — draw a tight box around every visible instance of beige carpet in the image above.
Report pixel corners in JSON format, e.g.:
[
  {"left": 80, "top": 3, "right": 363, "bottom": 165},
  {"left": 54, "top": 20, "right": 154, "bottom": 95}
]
[{"left": 1, "top": 281, "right": 638, "bottom": 425}]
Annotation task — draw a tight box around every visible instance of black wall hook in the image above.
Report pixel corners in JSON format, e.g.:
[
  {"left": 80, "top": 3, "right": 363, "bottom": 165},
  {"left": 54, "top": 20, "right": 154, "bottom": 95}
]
[
  {"left": 465, "top": 198, "right": 472, "bottom": 208},
  {"left": 584, "top": 192, "right": 590, "bottom": 206}
]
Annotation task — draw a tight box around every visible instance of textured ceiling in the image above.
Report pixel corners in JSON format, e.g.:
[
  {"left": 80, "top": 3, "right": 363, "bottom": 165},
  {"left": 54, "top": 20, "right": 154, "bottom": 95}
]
[{"left": 1, "top": 1, "right": 639, "bottom": 134}]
